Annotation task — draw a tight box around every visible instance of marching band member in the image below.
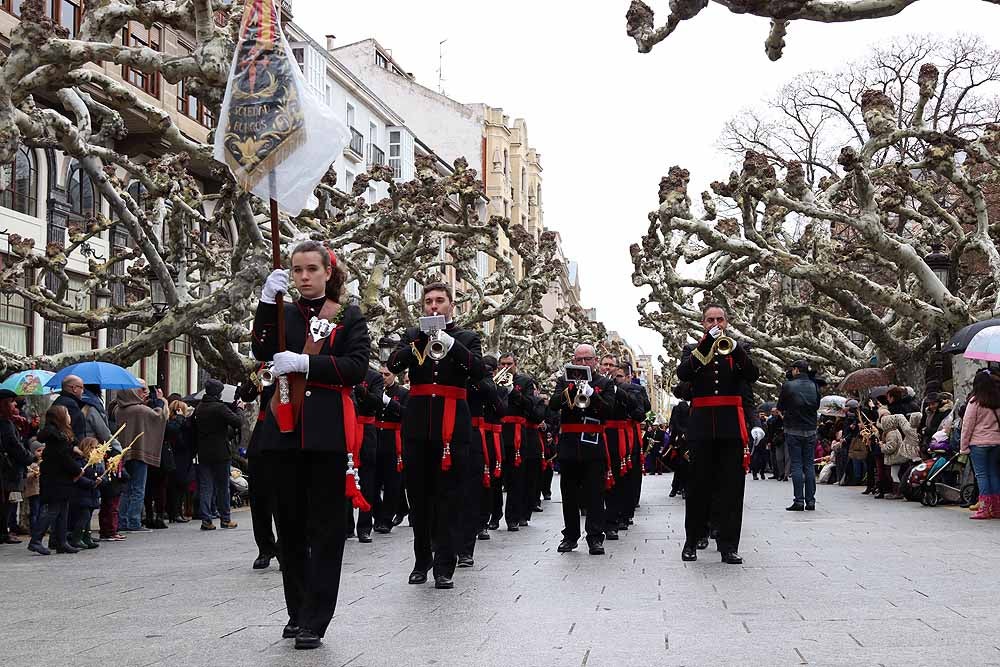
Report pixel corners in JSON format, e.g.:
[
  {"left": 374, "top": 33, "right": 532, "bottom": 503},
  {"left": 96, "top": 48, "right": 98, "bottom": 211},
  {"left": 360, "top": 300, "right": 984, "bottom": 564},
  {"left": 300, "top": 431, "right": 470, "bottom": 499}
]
[
  {"left": 460, "top": 354, "right": 507, "bottom": 564},
  {"left": 677, "top": 303, "right": 759, "bottom": 565},
  {"left": 373, "top": 365, "right": 407, "bottom": 534},
  {"left": 352, "top": 367, "right": 385, "bottom": 543},
  {"left": 498, "top": 353, "right": 539, "bottom": 531},
  {"left": 604, "top": 360, "right": 646, "bottom": 538},
  {"left": 620, "top": 364, "right": 651, "bottom": 528},
  {"left": 550, "top": 344, "right": 616, "bottom": 555},
  {"left": 252, "top": 240, "right": 370, "bottom": 649},
  {"left": 388, "top": 282, "right": 484, "bottom": 590}
]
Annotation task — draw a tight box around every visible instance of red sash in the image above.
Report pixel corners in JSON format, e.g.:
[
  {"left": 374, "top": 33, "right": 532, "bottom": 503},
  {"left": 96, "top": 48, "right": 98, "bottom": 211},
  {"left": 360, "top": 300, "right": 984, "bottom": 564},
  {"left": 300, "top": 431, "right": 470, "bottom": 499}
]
[
  {"left": 528, "top": 422, "right": 547, "bottom": 471},
  {"left": 502, "top": 415, "right": 527, "bottom": 468},
  {"left": 561, "top": 424, "right": 613, "bottom": 488},
  {"left": 471, "top": 417, "right": 493, "bottom": 488},
  {"left": 692, "top": 395, "right": 750, "bottom": 472},
  {"left": 606, "top": 419, "right": 630, "bottom": 476},
  {"left": 409, "top": 384, "right": 468, "bottom": 471},
  {"left": 375, "top": 421, "right": 403, "bottom": 472}
]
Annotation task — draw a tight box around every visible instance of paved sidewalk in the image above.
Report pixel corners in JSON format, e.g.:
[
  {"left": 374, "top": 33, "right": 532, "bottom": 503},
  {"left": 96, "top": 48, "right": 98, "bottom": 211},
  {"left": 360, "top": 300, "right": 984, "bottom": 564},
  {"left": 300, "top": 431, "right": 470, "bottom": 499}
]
[{"left": 2, "top": 474, "right": 1000, "bottom": 666}]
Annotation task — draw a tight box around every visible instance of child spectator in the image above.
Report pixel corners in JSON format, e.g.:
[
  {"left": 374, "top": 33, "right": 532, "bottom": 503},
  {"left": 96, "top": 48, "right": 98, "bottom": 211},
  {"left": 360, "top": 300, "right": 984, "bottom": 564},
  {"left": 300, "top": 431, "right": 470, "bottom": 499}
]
[
  {"left": 28, "top": 406, "right": 84, "bottom": 556},
  {"left": 68, "top": 437, "right": 103, "bottom": 550}
]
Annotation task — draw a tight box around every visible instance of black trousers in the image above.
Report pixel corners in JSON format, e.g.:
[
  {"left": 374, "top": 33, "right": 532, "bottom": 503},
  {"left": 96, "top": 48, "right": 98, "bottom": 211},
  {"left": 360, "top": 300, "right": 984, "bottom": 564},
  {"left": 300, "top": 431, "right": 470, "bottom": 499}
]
[
  {"left": 481, "top": 432, "right": 503, "bottom": 527},
  {"left": 356, "top": 443, "right": 378, "bottom": 536},
  {"left": 267, "top": 450, "right": 347, "bottom": 638},
  {"left": 248, "top": 453, "right": 278, "bottom": 558},
  {"left": 503, "top": 445, "right": 526, "bottom": 526},
  {"left": 685, "top": 438, "right": 746, "bottom": 553},
  {"left": 461, "top": 433, "right": 489, "bottom": 558},
  {"left": 405, "top": 437, "right": 467, "bottom": 578},
  {"left": 541, "top": 463, "right": 554, "bottom": 497},
  {"left": 559, "top": 457, "right": 606, "bottom": 543},
  {"left": 370, "top": 441, "right": 403, "bottom": 529},
  {"left": 629, "top": 449, "right": 643, "bottom": 514},
  {"left": 521, "top": 459, "right": 542, "bottom": 521}
]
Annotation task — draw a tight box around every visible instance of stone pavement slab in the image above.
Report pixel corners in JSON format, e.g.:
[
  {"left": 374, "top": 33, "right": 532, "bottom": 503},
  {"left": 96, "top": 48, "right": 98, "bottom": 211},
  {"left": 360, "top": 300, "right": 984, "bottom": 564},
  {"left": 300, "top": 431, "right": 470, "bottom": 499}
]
[{"left": 3, "top": 474, "right": 1000, "bottom": 666}]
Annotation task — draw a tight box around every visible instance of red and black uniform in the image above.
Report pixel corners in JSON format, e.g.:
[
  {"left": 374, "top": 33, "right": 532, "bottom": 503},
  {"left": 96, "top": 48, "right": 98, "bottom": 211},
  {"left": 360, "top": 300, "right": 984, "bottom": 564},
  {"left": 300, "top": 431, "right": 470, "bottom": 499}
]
[
  {"left": 251, "top": 296, "right": 370, "bottom": 638},
  {"left": 605, "top": 381, "right": 644, "bottom": 532},
  {"left": 676, "top": 337, "right": 759, "bottom": 554},
  {"left": 549, "top": 374, "right": 616, "bottom": 547},
  {"left": 500, "top": 373, "right": 538, "bottom": 529},
  {"left": 462, "top": 370, "right": 507, "bottom": 557},
  {"left": 388, "top": 323, "right": 484, "bottom": 581},
  {"left": 621, "top": 382, "right": 651, "bottom": 522},
  {"left": 374, "top": 380, "right": 408, "bottom": 532},
  {"left": 523, "top": 393, "right": 549, "bottom": 517},
  {"left": 352, "top": 368, "right": 384, "bottom": 540}
]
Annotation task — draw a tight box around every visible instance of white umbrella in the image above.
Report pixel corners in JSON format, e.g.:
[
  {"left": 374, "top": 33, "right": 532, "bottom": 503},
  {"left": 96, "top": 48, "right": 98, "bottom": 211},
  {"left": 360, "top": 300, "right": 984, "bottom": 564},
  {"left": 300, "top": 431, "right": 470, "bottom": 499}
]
[{"left": 963, "top": 325, "right": 1000, "bottom": 362}]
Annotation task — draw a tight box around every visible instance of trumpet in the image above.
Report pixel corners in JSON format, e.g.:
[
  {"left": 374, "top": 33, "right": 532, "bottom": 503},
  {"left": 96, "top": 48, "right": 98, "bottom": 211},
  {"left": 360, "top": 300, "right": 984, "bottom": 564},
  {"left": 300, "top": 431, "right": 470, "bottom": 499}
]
[
  {"left": 574, "top": 384, "right": 591, "bottom": 409},
  {"left": 258, "top": 363, "right": 276, "bottom": 387},
  {"left": 493, "top": 366, "right": 514, "bottom": 388},
  {"left": 691, "top": 334, "right": 738, "bottom": 365},
  {"left": 427, "top": 330, "right": 448, "bottom": 361},
  {"left": 418, "top": 314, "right": 448, "bottom": 361}
]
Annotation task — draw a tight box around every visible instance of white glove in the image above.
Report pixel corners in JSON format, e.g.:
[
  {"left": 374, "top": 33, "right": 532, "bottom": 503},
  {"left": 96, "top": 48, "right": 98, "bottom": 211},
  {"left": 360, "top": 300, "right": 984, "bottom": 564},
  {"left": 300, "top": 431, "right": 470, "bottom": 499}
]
[
  {"left": 382, "top": 392, "right": 391, "bottom": 406},
  {"left": 579, "top": 382, "right": 594, "bottom": 398},
  {"left": 261, "top": 269, "right": 289, "bottom": 304},
  {"left": 272, "top": 351, "right": 309, "bottom": 376},
  {"left": 708, "top": 326, "right": 723, "bottom": 339},
  {"left": 436, "top": 331, "right": 455, "bottom": 354}
]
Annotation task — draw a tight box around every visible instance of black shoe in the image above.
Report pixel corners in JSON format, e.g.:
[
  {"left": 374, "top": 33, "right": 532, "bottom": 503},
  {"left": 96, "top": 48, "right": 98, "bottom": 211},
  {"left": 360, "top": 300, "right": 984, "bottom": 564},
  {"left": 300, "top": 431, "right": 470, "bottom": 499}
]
[
  {"left": 487, "top": 520, "right": 500, "bottom": 530},
  {"left": 294, "top": 629, "right": 322, "bottom": 650},
  {"left": 67, "top": 538, "right": 85, "bottom": 550},
  {"left": 543, "top": 493, "right": 552, "bottom": 500},
  {"left": 54, "top": 544, "right": 80, "bottom": 554},
  {"left": 253, "top": 555, "right": 272, "bottom": 570},
  {"left": 27, "top": 541, "right": 51, "bottom": 556},
  {"left": 282, "top": 623, "right": 299, "bottom": 639},
  {"left": 391, "top": 513, "right": 406, "bottom": 527},
  {"left": 506, "top": 523, "right": 519, "bottom": 532},
  {"left": 557, "top": 539, "right": 577, "bottom": 553},
  {"left": 518, "top": 520, "right": 528, "bottom": 527},
  {"left": 171, "top": 515, "right": 190, "bottom": 523},
  {"left": 150, "top": 518, "right": 169, "bottom": 529},
  {"left": 786, "top": 503, "right": 805, "bottom": 512},
  {"left": 752, "top": 474, "right": 758, "bottom": 480},
  {"left": 3, "top": 536, "right": 22, "bottom": 544},
  {"left": 434, "top": 575, "right": 454, "bottom": 589},
  {"left": 477, "top": 529, "right": 490, "bottom": 541},
  {"left": 80, "top": 533, "right": 99, "bottom": 549},
  {"left": 457, "top": 555, "right": 474, "bottom": 568},
  {"left": 358, "top": 532, "right": 372, "bottom": 543},
  {"left": 862, "top": 488, "right": 872, "bottom": 495},
  {"left": 669, "top": 490, "right": 677, "bottom": 497},
  {"left": 681, "top": 544, "right": 697, "bottom": 562},
  {"left": 618, "top": 520, "right": 629, "bottom": 531},
  {"left": 605, "top": 529, "right": 619, "bottom": 541},
  {"left": 373, "top": 524, "right": 391, "bottom": 534},
  {"left": 873, "top": 492, "right": 885, "bottom": 499},
  {"left": 408, "top": 570, "right": 428, "bottom": 585},
  {"left": 532, "top": 505, "right": 543, "bottom": 512},
  {"left": 721, "top": 552, "right": 743, "bottom": 565},
  {"left": 696, "top": 538, "right": 709, "bottom": 550},
  {"left": 805, "top": 503, "right": 816, "bottom": 511},
  {"left": 588, "top": 541, "right": 605, "bottom": 556}
]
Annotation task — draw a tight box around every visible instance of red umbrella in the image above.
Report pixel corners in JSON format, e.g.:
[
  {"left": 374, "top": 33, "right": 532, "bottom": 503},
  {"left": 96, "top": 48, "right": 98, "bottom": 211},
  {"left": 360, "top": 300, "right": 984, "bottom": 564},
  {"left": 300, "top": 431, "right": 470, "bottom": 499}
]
[{"left": 838, "top": 367, "right": 895, "bottom": 393}]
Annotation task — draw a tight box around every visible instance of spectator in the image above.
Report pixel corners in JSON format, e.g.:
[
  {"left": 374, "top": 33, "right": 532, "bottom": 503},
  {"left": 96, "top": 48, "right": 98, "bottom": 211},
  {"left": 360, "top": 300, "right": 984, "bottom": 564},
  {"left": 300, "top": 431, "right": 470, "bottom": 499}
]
[
  {"left": 80, "top": 384, "right": 121, "bottom": 452},
  {"left": 165, "top": 400, "right": 194, "bottom": 524},
  {"left": 113, "top": 381, "right": 168, "bottom": 533},
  {"left": 28, "top": 406, "right": 84, "bottom": 556},
  {"left": 877, "top": 408, "right": 920, "bottom": 499},
  {"left": 98, "top": 445, "right": 129, "bottom": 542},
  {"left": 961, "top": 371, "right": 1000, "bottom": 520},
  {"left": 766, "top": 407, "right": 787, "bottom": 481},
  {"left": 192, "top": 379, "right": 242, "bottom": 531},
  {"left": 777, "top": 360, "right": 821, "bottom": 511},
  {"left": 68, "top": 437, "right": 102, "bottom": 550},
  {"left": 52, "top": 375, "right": 87, "bottom": 442},
  {"left": 1, "top": 389, "right": 33, "bottom": 544},
  {"left": 23, "top": 443, "right": 42, "bottom": 536}
]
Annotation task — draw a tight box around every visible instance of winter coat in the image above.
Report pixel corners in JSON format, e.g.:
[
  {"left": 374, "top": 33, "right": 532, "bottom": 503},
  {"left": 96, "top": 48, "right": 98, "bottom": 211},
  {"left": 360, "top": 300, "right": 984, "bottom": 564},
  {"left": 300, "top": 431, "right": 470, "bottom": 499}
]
[
  {"left": 959, "top": 398, "right": 1000, "bottom": 454},
  {"left": 777, "top": 376, "right": 821, "bottom": 434},
  {"left": 37, "top": 424, "right": 83, "bottom": 503},
  {"left": 191, "top": 396, "right": 243, "bottom": 464},
  {"left": 52, "top": 391, "right": 87, "bottom": 442},
  {"left": 81, "top": 390, "right": 121, "bottom": 452},
  {"left": 71, "top": 454, "right": 102, "bottom": 510},
  {"left": 0, "top": 418, "right": 32, "bottom": 494},
  {"left": 165, "top": 414, "right": 195, "bottom": 483},
  {"left": 113, "top": 389, "right": 168, "bottom": 468},
  {"left": 878, "top": 412, "right": 921, "bottom": 465}
]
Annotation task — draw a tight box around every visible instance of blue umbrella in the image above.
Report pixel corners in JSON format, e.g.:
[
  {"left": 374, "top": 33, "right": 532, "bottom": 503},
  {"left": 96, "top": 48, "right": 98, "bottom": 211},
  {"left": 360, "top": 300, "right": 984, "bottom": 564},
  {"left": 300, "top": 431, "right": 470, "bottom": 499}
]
[
  {"left": 45, "top": 361, "right": 143, "bottom": 390},
  {"left": 1, "top": 370, "right": 55, "bottom": 395}
]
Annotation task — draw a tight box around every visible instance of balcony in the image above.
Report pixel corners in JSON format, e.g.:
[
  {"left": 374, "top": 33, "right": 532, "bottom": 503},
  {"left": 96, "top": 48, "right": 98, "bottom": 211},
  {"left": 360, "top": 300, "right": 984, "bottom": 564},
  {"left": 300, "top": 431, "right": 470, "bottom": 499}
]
[
  {"left": 368, "top": 144, "right": 385, "bottom": 168},
  {"left": 345, "top": 127, "right": 364, "bottom": 161}
]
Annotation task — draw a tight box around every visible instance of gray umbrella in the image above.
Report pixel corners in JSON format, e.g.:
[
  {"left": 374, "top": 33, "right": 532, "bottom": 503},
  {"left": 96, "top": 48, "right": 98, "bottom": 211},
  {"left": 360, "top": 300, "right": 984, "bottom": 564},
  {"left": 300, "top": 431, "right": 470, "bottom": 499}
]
[{"left": 942, "top": 317, "right": 1000, "bottom": 355}]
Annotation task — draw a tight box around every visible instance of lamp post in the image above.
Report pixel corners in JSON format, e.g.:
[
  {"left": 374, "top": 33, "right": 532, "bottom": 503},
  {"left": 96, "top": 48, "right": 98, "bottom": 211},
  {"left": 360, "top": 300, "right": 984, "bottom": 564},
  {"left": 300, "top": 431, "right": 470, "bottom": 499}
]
[
  {"left": 378, "top": 333, "right": 399, "bottom": 364},
  {"left": 149, "top": 272, "right": 169, "bottom": 320},
  {"left": 924, "top": 243, "right": 951, "bottom": 290}
]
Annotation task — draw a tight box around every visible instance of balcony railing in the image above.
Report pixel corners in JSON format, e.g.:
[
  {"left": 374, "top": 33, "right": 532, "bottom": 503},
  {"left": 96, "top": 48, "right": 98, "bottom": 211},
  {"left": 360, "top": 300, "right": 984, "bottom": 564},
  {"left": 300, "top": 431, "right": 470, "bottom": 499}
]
[
  {"left": 346, "top": 127, "right": 364, "bottom": 159},
  {"left": 368, "top": 144, "right": 385, "bottom": 167}
]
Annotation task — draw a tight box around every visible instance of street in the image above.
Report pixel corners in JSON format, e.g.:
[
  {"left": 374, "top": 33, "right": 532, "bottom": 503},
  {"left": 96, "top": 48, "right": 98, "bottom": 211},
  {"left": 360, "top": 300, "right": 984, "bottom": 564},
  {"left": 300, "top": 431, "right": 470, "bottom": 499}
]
[{"left": 2, "top": 474, "right": 1000, "bottom": 667}]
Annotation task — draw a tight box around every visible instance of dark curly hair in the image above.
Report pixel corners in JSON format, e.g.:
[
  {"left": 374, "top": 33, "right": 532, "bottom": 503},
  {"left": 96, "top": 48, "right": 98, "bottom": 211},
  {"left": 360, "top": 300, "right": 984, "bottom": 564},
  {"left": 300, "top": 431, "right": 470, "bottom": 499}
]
[{"left": 291, "top": 240, "right": 346, "bottom": 302}]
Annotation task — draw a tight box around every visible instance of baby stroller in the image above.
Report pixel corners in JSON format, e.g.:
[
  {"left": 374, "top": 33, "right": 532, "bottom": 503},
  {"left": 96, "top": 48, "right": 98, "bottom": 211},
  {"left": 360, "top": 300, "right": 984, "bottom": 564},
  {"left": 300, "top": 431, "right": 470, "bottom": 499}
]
[
  {"left": 230, "top": 468, "right": 250, "bottom": 508},
  {"left": 914, "top": 437, "right": 975, "bottom": 507}
]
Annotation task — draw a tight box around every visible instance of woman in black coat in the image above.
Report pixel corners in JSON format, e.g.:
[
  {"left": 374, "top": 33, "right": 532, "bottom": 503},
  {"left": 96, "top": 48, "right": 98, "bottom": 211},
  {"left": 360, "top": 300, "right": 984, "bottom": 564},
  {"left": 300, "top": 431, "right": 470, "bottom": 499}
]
[
  {"left": 251, "top": 240, "right": 370, "bottom": 650},
  {"left": 0, "top": 391, "right": 33, "bottom": 544},
  {"left": 28, "top": 406, "right": 84, "bottom": 555},
  {"left": 165, "top": 401, "right": 194, "bottom": 523}
]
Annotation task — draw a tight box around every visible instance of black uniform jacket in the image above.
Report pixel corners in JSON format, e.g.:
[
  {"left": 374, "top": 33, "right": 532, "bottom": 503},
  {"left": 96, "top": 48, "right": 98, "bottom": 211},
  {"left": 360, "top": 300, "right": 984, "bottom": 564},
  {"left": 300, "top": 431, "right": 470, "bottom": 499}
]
[
  {"left": 468, "top": 375, "right": 507, "bottom": 458},
  {"left": 354, "top": 368, "right": 385, "bottom": 464},
  {"left": 676, "top": 338, "right": 760, "bottom": 443},
  {"left": 549, "top": 375, "right": 616, "bottom": 462},
  {"left": 251, "top": 298, "right": 370, "bottom": 453},
  {"left": 387, "top": 323, "right": 484, "bottom": 444}
]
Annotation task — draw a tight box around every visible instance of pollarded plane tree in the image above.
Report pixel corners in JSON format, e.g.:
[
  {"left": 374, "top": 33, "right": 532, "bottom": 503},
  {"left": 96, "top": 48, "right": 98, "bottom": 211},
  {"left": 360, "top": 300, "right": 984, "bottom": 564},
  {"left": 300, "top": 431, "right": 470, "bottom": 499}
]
[
  {"left": 631, "top": 36, "right": 1000, "bottom": 389},
  {"left": 625, "top": 0, "right": 1000, "bottom": 61},
  {"left": 0, "top": 1, "right": 556, "bottom": 381}
]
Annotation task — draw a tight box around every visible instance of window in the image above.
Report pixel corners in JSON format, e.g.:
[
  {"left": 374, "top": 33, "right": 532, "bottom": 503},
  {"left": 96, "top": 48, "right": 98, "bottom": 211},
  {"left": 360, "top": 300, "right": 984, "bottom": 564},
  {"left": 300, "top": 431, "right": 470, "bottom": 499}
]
[
  {"left": 345, "top": 170, "right": 355, "bottom": 193},
  {"left": 388, "top": 130, "right": 402, "bottom": 178},
  {"left": 292, "top": 46, "right": 305, "bottom": 71},
  {"left": 375, "top": 51, "right": 389, "bottom": 69},
  {"left": 367, "top": 186, "right": 376, "bottom": 204},
  {"left": 476, "top": 251, "right": 489, "bottom": 281},
  {"left": 325, "top": 83, "right": 334, "bottom": 107},
  {"left": 1, "top": 0, "right": 24, "bottom": 18},
  {"left": 369, "top": 121, "right": 378, "bottom": 148},
  {"left": 168, "top": 337, "right": 191, "bottom": 396},
  {"left": 404, "top": 279, "right": 420, "bottom": 304},
  {"left": 126, "top": 323, "right": 158, "bottom": 385},
  {"left": 521, "top": 167, "right": 527, "bottom": 196},
  {"left": 0, "top": 256, "right": 31, "bottom": 355},
  {"left": 503, "top": 150, "right": 508, "bottom": 176},
  {"left": 122, "top": 22, "right": 162, "bottom": 97},
  {"left": 346, "top": 103, "right": 355, "bottom": 129},
  {"left": 62, "top": 275, "right": 97, "bottom": 353},
  {"left": 66, "top": 160, "right": 96, "bottom": 222},
  {"left": 0, "top": 144, "right": 36, "bottom": 216},
  {"left": 55, "top": 0, "right": 81, "bottom": 38}
]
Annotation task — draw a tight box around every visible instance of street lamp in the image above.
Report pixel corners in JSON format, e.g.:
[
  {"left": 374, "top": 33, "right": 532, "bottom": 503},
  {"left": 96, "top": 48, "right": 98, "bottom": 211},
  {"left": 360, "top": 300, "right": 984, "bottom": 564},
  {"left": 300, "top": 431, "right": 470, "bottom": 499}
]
[
  {"left": 149, "top": 270, "right": 169, "bottom": 319},
  {"left": 95, "top": 285, "right": 112, "bottom": 309},
  {"left": 378, "top": 333, "right": 399, "bottom": 364},
  {"left": 924, "top": 243, "right": 951, "bottom": 289}
]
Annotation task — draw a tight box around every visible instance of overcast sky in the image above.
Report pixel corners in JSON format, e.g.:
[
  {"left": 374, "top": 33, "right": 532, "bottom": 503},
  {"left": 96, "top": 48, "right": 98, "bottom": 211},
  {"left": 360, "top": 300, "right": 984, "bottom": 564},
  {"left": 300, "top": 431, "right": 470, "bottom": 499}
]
[{"left": 295, "top": 0, "right": 999, "bottom": 369}]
